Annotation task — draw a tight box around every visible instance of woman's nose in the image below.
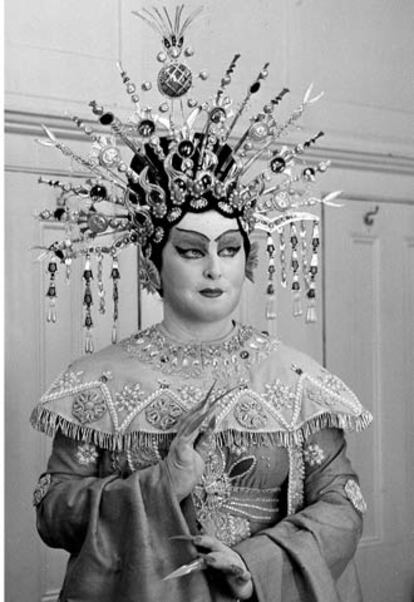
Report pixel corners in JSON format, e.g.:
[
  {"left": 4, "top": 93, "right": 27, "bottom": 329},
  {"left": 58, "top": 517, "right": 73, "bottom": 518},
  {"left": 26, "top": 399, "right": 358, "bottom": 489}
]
[{"left": 203, "top": 254, "right": 222, "bottom": 280}]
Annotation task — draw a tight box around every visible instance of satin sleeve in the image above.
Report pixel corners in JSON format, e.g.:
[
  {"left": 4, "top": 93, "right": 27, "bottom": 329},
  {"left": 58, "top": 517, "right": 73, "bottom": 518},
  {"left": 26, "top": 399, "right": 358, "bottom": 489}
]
[
  {"left": 235, "top": 428, "right": 364, "bottom": 602},
  {"left": 34, "top": 431, "right": 214, "bottom": 602}
]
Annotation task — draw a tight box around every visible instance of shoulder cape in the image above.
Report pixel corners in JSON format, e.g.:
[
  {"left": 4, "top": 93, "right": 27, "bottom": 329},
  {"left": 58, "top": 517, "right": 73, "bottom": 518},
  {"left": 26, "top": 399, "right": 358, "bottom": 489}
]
[{"left": 30, "top": 325, "right": 373, "bottom": 451}]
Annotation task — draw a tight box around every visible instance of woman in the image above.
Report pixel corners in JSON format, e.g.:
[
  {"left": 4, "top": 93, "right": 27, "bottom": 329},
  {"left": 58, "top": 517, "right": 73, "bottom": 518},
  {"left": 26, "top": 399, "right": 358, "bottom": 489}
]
[
  {"left": 31, "top": 7, "right": 372, "bottom": 600},
  {"left": 31, "top": 205, "right": 371, "bottom": 602}
]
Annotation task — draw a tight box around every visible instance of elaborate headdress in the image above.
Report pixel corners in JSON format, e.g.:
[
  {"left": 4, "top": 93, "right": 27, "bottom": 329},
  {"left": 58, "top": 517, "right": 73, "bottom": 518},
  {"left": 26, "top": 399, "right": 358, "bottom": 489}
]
[{"left": 35, "top": 5, "right": 340, "bottom": 352}]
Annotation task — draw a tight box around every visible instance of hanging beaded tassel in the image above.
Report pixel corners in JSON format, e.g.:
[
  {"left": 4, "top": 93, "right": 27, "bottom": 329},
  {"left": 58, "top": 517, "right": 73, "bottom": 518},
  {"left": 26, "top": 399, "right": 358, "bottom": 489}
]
[
  {"left": 265, "top": 232, "right": 277, "bottom": 320},
  {"left": 64, "top": 238, "right": 73, "bottom": 283},
  {"left": 111, "top": 255, "right": 120, "bottom": 344},
  {"left": 46, "top": 258, "right": 58, "bottom": 323},
  {"left": 299, "top": 220, "right": 309, "bottom": 286},
  {"left": 279, "top": 230, "right": 287, "bottom": 288},
  {"left": 97, "top": 250, "right": 106, "bottom": 315},
  {"left": 306, "top": 220, "right": 319, "bottom": 323},
  {"left": 290, "top": 223, "right": 303, "bottom": 317},
  {"left": 83, "top": 255, "right": 94, "bottom": 353}
]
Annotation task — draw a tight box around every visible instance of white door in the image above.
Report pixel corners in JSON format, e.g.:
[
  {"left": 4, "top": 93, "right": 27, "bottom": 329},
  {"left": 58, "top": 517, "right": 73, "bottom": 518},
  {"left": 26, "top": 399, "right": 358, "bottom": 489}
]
[{"left": 324, "top": 200, "right": 414, "bottom": 602}]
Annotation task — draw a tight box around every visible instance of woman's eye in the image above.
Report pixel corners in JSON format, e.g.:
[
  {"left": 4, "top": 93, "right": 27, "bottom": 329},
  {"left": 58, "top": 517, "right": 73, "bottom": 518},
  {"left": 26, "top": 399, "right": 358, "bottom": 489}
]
[
  {"left": 175, "top": 246, "right": 204, "bottom": 259},
  {"left": 219, "top": 246, "right": 241, "bottom": 257}
]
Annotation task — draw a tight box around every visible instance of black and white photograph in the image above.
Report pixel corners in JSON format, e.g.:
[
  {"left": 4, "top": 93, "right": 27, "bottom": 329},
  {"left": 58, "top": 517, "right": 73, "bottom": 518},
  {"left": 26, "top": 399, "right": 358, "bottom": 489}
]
[{"left": 4, "top": 1, "right": 414, "bottom": 600}]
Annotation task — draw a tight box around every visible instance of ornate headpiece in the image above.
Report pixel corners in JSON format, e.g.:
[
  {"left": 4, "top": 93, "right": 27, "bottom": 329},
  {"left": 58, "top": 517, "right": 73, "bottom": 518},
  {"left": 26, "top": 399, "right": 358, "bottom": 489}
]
[{"left": 35, "top": 5, "right": 340, "bottom": 352}]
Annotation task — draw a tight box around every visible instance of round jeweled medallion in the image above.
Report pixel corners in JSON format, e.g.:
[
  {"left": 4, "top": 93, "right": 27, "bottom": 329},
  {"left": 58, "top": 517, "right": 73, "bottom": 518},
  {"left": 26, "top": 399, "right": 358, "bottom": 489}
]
[{"left": 157, "top": 63, "right": 192, "bottom": 98}]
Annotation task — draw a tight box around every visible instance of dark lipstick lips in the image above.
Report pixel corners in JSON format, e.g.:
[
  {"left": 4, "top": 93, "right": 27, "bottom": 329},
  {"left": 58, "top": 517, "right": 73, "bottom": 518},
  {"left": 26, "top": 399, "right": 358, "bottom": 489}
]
[{"left": 199, "top": 288, "right": 223, "bottom": 297}]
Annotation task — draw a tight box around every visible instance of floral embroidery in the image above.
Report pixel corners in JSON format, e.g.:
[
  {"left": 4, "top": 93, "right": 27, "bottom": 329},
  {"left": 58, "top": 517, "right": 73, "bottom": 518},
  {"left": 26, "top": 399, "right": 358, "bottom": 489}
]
[
  {"left": 114, "top": 383, "right": 146, "bottom": 412},
  {"left": 176, "top": 384, "right": 205, "bottom": 408},
  {"left": 72, "top": 389, "right": 107, "bottom": 424},
  {"left": 263, "top": 379, "right": 296, "bottom": 411},
  {"left": 76, "top": 441, "right": 99, "bottom": 465},
  {"left": 303, "top": 443, "right": 325, "bottom": 467},
  {"left": 318, "top": 369, "right": 348, "bottom": 395},
  {"left": 303, "top": 381, "right": 336, "bottom": 408},
  {"left": 49, "top": 369, "right": 84, "bottom": 395},
  {"left": 127, "top": 443, "right": 161, "bottom": 471},
  {"left": 145, "top": 394, "right": 183, "bottom": 430},
  {"left": 33, "top": 474, "right": 51, "bottom": 506},
  {"left": 344, "top": 479, "right": 367, "bottom": 514},
  {"left": 193, "top": 446, "right": 279, "bottom": 546},
  {"left": 233, "top": 397, "right": 267, "bottom": 429}
]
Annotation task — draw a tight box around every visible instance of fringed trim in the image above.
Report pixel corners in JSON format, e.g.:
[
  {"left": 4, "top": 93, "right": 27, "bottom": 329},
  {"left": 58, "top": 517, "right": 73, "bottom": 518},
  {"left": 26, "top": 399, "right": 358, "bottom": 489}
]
[{"left": 30, "top": 405, "right": 373, "bottom": 452}]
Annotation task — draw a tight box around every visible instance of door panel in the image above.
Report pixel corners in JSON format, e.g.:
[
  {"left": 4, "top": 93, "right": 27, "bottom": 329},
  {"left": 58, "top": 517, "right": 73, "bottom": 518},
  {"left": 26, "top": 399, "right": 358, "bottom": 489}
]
[{"left": 324, "top": 200, "right": 414, "bottom": 602}]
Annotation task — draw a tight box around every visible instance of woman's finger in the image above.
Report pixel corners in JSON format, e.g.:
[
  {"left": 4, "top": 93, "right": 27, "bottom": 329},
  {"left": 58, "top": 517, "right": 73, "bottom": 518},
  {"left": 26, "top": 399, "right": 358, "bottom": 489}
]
[
  {"left": 204, "top": 553, "right": 251, "bottom": 581},
  {"left": 192, "top": 534, "right": 228, "bottom": 553}
]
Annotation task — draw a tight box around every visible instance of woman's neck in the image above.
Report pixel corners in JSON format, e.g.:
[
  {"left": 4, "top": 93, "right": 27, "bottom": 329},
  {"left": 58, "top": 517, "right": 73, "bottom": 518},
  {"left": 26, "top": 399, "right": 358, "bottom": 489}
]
[{"left": 160, "top": 311, "right": 235, "bottom": 344}]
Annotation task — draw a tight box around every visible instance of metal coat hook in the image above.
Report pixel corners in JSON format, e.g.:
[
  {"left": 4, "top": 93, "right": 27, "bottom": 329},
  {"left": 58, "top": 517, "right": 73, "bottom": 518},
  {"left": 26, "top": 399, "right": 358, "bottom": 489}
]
[{"left": 363, "top": 205, "right": 379, "bottom": 227}]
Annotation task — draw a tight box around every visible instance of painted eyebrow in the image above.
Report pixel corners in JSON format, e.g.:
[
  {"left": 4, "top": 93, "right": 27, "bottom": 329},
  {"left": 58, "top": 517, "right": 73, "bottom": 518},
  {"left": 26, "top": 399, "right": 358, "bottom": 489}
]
[{"left": 174, "top": 228, "right": 242, "bottom": 243}]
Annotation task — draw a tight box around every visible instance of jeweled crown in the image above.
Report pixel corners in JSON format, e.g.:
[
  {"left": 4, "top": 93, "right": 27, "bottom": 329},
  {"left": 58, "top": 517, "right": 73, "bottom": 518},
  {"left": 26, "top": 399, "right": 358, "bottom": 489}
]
[{"left": 35, "top": 5, "right": 340, "bottom": 351}]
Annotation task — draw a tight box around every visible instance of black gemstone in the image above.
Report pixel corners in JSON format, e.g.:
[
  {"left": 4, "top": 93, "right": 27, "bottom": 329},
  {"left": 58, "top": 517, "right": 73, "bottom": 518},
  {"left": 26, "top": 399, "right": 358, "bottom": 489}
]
[
  {"left": 209, "top": 107, "right": 226, "bottom": 124},
  {"left": 48, "top": 262, "right": 57, "bottom": 273},
  {"left": 174, "top": 178, "right": 187, "bottom": 191},
  {"left": 201, "top": 174, "right": 212, "bottom": 188},
  {"left": 303, "top": 167, "right": 316, "bottom": 178},
  {"left": 99, "top": 112, "right": 114, "bottom": 126},
  {"left": 137, "top": 119, "right": 155, "bottom": 137},
  {"left": 240, "top": 350, "right": 249, "bottom": 359},
  {"left": 54, "top": 208, "right": 66, "bottom": 220},
  {"left": 90, "top": 184, "right": 107, "bottom": 199},
  {"left": 250, "top": 82, "right": 261, "bottom": 94},
  {"left": 307, "top": 289, "right": 316, "bottom": 299},
  {"left": 178, "top": 140, "right": 194, "bottom": 158},
  {"left": 270, "top": 156, "right": 286, "bottom": 173}
]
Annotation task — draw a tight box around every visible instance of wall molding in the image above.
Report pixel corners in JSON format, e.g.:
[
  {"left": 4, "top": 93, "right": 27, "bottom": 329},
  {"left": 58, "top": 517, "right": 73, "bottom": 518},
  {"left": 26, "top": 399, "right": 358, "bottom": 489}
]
[{"left": 5, "top": 108, "right": 414, "bottom": 178}]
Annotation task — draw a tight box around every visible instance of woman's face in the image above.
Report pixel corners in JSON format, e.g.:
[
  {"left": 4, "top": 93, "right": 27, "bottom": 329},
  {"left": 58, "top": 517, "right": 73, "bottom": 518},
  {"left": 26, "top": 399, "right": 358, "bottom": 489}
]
[{"left": 160, "top": 211, "right": 246, "bottom": 325}]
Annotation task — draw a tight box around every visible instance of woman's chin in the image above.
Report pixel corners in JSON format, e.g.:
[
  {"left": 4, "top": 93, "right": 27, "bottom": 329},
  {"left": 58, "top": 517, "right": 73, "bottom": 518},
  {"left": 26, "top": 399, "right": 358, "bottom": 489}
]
[{"left": 193, "top": 295, "right": 238, "bottom": 322}]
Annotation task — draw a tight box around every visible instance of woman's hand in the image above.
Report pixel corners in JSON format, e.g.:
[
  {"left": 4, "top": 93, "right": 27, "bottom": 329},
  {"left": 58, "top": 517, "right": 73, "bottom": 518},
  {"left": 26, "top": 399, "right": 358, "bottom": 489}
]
[
  {"left": 165, "top": 391, "right": 217, "bottom": 502},
  {"left": 195, "top": 534, "right": 253, "bottom": 600}
]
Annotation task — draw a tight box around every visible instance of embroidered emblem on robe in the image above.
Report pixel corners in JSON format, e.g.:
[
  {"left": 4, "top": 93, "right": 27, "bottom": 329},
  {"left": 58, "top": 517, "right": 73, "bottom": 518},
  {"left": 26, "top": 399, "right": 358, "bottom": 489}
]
[
  {"left": 303, "top": 443, "right": 326, "bottom": 466},
  {"left": 72, "top": 389, "right": 107, "bottom": 424},
  {"left": 33, "top": 473, "right": 51, "bottom": 506},
  {"left": 344, "top": 479, "right": 367, "bottom": 514},
  {"left": 76, "top": 441, "right": 99, "bottom": 465},
  {"left": 127, "top": 444, "right": 161, "bottom": 470}
]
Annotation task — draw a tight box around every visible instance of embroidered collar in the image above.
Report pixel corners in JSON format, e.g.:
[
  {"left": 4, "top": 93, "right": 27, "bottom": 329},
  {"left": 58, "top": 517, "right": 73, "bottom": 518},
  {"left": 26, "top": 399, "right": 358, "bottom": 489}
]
[{"left": 120, "top": 322, "right": 270, "bottom": 379}]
